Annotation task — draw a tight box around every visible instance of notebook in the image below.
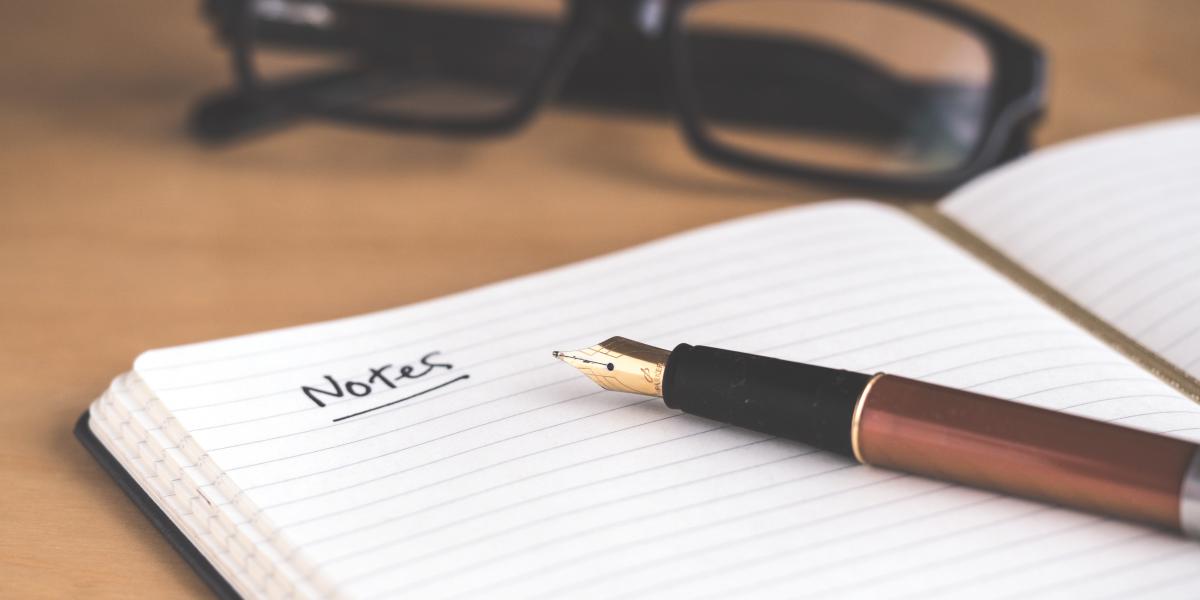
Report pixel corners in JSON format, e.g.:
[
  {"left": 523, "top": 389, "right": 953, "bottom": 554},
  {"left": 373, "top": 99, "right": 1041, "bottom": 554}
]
[{"left": 78, "top": 116, "right": 1200, "bottom": 599}]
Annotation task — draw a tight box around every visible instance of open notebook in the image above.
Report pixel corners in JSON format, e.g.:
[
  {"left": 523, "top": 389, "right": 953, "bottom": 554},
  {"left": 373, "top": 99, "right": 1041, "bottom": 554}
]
[{"left": 78, "top": 116, "right": 1200, "bottom": 599}]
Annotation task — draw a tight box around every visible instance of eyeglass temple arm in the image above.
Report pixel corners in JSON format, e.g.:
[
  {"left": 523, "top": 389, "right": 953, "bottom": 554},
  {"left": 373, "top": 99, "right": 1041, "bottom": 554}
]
[{"left": 568, "top": 26, "right": 967, "bottom": 138}]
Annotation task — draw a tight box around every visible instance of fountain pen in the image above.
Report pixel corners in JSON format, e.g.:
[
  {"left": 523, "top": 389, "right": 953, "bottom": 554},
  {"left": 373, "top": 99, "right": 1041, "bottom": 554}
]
[{"left": 553, "top": 337, "right": 1200, "bottom": 538}]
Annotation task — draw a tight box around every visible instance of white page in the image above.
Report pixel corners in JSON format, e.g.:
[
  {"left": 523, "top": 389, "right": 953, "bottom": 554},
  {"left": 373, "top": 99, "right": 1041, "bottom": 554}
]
[
  {"left": 108, "top": 201, "right": 1200, "bottom": 599},
  {"left": 941, "top": 116, "right": 1200, "bottom": 378}
]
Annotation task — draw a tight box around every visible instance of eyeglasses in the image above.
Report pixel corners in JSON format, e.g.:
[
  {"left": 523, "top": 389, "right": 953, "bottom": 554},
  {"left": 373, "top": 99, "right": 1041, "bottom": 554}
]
[{"left": 195, "top": 0, "right": 1046, "bottom": 195}]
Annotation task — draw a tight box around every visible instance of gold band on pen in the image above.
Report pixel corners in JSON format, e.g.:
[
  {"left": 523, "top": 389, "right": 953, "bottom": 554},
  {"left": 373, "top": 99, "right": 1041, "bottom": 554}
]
[{"left": 850, "top": 373, "right": 884, "bottom": 465}]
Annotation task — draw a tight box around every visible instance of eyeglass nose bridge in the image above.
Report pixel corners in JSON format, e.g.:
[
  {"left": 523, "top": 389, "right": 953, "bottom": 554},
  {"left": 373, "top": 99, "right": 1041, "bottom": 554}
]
[
  {"left": 586, "top": 0, "right": 671, "bottom": 39},
  {"left": 635, "top": 0, "right": 669, "bottom": 37}
]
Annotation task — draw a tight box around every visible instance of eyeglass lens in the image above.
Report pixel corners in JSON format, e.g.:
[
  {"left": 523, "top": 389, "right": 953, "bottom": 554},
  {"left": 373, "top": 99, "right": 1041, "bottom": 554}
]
[
  {"left": 680, "top": 0, "right": 995, "bottom": 176},
  {"left": 250, "top": 0, "right": 567, "bottom": 120}
]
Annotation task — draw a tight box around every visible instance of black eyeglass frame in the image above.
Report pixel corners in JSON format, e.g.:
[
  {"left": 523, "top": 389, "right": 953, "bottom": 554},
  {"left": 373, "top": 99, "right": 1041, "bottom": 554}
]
[{"left": 199, "top": 0, "right": 1046, "bottom": 196}]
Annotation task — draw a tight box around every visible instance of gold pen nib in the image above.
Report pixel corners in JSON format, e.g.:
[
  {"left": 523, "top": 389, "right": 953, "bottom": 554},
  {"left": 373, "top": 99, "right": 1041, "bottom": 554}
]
[{"left": 552, "top": 337, "right": 670, "bottom": 397}]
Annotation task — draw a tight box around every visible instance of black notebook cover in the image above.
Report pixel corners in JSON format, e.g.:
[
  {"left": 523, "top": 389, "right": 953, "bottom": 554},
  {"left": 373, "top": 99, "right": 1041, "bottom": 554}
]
[{"left": 74, "top": 411, "right": 242, "bottom": 600}]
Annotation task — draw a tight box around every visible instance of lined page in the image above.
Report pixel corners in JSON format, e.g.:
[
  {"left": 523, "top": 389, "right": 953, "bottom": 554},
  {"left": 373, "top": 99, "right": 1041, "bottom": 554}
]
[
  {"left": 125, "top": 202, "right": 1200, "bottom": 599},
  {"left": 941, "top": 116, "right": 1200, "bottom": 378}
]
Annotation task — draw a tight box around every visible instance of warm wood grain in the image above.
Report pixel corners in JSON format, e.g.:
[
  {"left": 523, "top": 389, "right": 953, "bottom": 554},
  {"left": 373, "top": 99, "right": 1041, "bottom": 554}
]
[{"left": 1, "top": 1, "right": 1198, "bottom": 597}]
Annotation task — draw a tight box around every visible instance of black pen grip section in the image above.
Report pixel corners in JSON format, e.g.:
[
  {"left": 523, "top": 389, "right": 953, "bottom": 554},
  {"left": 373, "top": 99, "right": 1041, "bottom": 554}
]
[{"left": 663, "top": 344, "right": 870, "bottom": 456}]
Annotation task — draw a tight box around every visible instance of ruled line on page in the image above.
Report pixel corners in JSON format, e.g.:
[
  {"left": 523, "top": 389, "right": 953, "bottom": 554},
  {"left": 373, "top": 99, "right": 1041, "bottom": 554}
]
[
  {"left": 1097, "top": 250, "right": 1200, "bottom": 310},
  {"left": 907, "top": 529, "right": 1159, "bottom": 600},
  {"left": 491, "top": 496, "right": 1135, "bottom": 600},
  {"left": 309, "top": 443, "right": 817, "bottom": 577},
  {"left": 236, "top": 391, "right": 621, "bottom": 477},
  {"left": 862, "top": 328, "right": 1072, "bottom": 369},
  {"left": 1063, "top": 235, "right": 1200, "bottom": 294},
  {"left": 1050, "top": 226, "right": 1200, "bottom": 311},
  {"left": 989, "top": 170, "right": 1188, "bottom": 257},
  {"left": 991, "top": 159, "right": 1196, "bottom": 250},
  {"left": 298, "top": 445, "right": 841, "bottom": 588},
  {"left": 1161, "top": 426, "right": 1200, "bottom": 434},
  {"left": 595, "top": 487, "right": 996, "bottom": 600},
  {"left": 999, "top": 542, "right": 1190, "bottom": 600},
  {"left": 1162, "top": 323, "right": 1200, "bottom": 352},
  {"left": 905, "top": 345, "right": 1103, "bottom": 379},
  {"left": 1108, "top": 410, "right": 1200, "bottom": 422},
  {"left": 574, "top": 486, "right": 1005, "bottom": 599},
  {"left": 956, "top": 141, "right": 1191, "bottom": 233},
  {"left": 786, "top": 514, "right": 1110, "bottom": 600},
  {"left": 960, "top": 362, "right": 1133, "bottom": 390},
  {"left": 802, "top": 326, "right": 1076, "bottom": 366},
  {"left": 1134, "top": 291, "right": 1200, "bottom": 337},
  {"left": 299, "top": 426, "right": 751, "bottom": 563},
  {"left": 269, "top": 408, "right": 680, "bottom": 514},
  {"left": 716, "top": 292, "right": 1012, "bottom": 352},
  {"left": 285, "top": 424, "right": 743, "bottom": 550},
  {"left": 960, "top": 141, "right": 1195, "bottom": 246},
  {"left": 1094, "top": 564, "right": 1200, "bottom": 599},
  {"left": 364, "top": 464, "right": 889, "bottom": 597},
  {"left": 1006, "top": 186, "right": 1198, "bottom": 273},
  {"left": 1056, "top": 394, "right": 1187, "bottom": 411}
]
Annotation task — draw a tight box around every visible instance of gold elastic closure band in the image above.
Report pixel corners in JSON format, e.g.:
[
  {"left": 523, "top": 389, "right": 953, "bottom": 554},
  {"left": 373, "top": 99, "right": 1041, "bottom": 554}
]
[{"left": 851, "top": 373, "right": 885, "bottom": 464}]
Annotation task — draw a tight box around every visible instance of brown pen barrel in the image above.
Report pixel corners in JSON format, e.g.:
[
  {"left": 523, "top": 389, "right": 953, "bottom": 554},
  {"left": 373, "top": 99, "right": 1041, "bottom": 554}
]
[{"left": 852, "top": 374, "right": 1200, "bottom": 534}]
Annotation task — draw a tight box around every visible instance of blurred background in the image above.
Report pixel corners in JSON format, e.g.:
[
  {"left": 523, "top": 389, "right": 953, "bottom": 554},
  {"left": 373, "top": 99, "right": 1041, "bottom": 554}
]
[{"left": 1, "top": 1, "right": 1199, "bottom": 597}]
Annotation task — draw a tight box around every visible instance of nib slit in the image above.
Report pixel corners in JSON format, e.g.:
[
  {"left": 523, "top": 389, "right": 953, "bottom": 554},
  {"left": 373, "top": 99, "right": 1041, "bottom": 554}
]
[{"left": 550, "top": 337, "right": 670, "bottom": 397}]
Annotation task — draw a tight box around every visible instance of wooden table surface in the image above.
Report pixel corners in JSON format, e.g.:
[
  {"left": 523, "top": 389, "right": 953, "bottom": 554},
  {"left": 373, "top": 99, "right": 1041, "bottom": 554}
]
[{"left": 2, "top": 1, "right": 1198, "bottom": 597}]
